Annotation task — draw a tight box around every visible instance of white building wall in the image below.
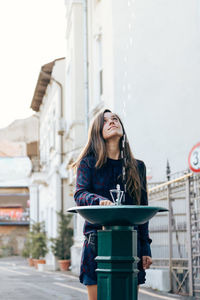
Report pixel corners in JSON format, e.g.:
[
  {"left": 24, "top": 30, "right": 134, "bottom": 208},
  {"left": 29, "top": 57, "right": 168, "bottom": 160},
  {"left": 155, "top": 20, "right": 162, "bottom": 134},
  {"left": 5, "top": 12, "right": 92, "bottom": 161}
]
[
  {"left": 87, "top": 0, "right": 114, "bottom": 112},
  {"left": 88, "top": 0, "right": 200, "bottom": 182},
  {"left": 110, "top": 0, "right": 200, "bottom": 181},
  {"left": 64, "top": 1, "right": 87, "bottom": 275},
  {"left": 29, "top": 184, "right": 38, "bottom": 223},
  {"left": 30, "top": 59, "right": 66, "bottom": 270}
]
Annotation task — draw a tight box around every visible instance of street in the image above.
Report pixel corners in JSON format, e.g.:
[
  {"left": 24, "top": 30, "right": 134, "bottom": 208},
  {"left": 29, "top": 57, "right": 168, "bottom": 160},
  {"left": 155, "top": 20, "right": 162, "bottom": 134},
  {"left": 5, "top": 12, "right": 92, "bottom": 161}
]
[
  {"left": 0, "top": 257, "right": 191, "bottom": 300},
  {"left": 0, "top": 257, "right": 87, "bottom": 300}
]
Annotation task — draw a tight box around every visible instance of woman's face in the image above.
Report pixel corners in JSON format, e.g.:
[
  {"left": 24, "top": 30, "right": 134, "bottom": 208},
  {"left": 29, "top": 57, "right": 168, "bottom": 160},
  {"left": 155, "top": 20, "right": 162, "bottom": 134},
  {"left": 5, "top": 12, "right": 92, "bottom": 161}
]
[{"left": 102, "top": 112, "right": 123, "bottom": 141}]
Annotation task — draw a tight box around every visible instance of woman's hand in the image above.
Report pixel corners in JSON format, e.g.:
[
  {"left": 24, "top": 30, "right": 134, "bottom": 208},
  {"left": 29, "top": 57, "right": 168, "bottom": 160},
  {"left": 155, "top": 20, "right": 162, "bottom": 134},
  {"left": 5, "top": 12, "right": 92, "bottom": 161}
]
[
  {"left": 142, "top": 256, "right": 152, "bottom": 270},
  {"left": 100, "top": 200, "right": 114, "bottom": 206}
]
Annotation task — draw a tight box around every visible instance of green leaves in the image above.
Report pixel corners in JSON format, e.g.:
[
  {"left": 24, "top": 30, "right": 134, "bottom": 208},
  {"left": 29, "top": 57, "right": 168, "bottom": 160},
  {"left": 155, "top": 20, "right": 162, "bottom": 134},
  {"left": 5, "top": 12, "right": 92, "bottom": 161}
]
[
  {"left": 32, "top": 231, "right": 48, "bottom": 259},
  {"left": 23, "top": 221, "right": 48, "bottom": 259},
  {"left": 50, "top": 211, "right": 73, "bottom": 260},
  {"left": 23, "top": 213, "right": 73, "bottom": 260}
]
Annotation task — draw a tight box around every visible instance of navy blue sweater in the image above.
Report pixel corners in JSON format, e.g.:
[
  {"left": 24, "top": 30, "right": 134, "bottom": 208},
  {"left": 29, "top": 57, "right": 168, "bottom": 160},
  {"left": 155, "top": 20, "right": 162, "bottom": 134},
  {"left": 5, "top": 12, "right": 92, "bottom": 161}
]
[{"left": 74, "top": 155, "right": 152, "bottom": 257}]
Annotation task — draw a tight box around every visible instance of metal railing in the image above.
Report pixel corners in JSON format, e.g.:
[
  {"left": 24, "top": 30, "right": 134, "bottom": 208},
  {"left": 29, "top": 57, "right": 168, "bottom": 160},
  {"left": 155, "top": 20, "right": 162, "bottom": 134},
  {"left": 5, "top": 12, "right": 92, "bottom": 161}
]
[{"left": 148, "top": 172, "right": 200, "bottom": 298}]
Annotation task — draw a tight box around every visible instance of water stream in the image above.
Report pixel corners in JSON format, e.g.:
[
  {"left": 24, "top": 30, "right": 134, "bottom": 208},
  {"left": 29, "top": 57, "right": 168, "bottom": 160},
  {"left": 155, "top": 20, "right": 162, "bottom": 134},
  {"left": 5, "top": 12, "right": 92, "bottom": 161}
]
[{"left": 121, "top": 0, "right": 136, "bottom": 204}]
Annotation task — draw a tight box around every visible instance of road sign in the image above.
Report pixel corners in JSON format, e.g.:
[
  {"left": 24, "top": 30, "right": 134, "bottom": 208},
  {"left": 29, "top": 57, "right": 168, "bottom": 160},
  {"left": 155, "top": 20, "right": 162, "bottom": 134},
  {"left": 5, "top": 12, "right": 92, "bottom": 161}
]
[{"left": 188, "top": 142, "right": 200, "bottom": 173}]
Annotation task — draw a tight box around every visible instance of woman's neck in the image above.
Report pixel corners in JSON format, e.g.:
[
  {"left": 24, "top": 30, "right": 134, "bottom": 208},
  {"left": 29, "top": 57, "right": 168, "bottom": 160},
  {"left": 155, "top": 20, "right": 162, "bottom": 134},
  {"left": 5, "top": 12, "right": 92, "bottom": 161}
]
[{"left": 106, "top": 139, "right": 120, "bottom": 160}]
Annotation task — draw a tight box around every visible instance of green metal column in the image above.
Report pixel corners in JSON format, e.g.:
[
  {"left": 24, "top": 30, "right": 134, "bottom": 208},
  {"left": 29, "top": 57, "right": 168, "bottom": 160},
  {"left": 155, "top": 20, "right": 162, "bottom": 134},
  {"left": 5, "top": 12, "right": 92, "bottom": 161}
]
[{"left": 95, "top": 226, "right": 139, "bottom": 300}]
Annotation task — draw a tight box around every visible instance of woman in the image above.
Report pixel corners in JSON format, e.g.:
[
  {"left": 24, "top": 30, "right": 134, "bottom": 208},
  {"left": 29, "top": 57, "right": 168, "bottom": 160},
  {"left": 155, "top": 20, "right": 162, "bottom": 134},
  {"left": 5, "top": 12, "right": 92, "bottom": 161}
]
[{"left": 73, "top": 109, "right": 152, "bottom": 300}]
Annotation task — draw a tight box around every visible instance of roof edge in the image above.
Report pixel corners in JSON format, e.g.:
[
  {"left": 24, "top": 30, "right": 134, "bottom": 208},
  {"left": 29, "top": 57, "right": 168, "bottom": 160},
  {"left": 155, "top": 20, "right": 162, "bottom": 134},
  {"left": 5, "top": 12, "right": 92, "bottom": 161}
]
[{"left": 30, "top": 57, "right": 65, "bottom": 112}]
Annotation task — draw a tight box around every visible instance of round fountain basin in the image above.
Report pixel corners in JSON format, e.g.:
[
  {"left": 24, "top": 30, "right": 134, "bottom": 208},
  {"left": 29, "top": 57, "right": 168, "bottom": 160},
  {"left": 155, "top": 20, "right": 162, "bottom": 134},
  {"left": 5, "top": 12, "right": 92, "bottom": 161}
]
[{"left": 67, "top": 205, "right": 167, "bottom": 226}]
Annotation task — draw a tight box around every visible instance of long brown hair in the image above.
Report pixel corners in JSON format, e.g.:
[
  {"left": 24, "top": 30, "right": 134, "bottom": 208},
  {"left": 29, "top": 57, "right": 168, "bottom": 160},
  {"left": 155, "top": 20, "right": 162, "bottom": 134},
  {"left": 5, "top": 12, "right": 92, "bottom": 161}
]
[{"left": 72, "top": 109, "right": 141, "bottom": 204}]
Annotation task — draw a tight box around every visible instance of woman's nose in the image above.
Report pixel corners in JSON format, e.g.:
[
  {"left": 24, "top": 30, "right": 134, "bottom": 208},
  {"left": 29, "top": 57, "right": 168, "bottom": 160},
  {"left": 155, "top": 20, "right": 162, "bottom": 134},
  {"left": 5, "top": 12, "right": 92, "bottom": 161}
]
[{"left": 109, "top": 119, "right": 114, "bottom": 125}]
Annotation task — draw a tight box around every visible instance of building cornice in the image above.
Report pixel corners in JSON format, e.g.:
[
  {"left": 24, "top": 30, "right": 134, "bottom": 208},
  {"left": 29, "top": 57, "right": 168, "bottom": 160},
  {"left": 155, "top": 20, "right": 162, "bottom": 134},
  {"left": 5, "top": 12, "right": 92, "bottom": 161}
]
[{"left": 30, "top": 57, "right": 65, "bottom": 112}]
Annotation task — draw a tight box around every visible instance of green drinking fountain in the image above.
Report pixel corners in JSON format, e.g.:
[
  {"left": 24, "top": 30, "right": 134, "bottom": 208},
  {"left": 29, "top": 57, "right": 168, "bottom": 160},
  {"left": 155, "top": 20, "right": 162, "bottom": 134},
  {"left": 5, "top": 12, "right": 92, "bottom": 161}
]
[{"left": 68, "top": 205, "right": 167, "bottom": 300}]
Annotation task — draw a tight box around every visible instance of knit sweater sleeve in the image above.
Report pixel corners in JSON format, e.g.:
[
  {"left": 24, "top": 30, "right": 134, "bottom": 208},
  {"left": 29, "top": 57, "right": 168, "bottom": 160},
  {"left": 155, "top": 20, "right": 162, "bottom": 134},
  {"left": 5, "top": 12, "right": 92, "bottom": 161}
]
[{"left": 74, "top": 157, "right": 107, "bottom": 206}]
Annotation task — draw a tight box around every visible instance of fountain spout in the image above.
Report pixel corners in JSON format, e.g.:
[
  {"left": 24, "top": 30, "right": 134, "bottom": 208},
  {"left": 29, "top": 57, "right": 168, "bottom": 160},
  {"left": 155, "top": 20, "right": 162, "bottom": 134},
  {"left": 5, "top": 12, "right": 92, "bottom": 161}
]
[{"left": 110, "top": 184, "right": 124, "bottom": 205}]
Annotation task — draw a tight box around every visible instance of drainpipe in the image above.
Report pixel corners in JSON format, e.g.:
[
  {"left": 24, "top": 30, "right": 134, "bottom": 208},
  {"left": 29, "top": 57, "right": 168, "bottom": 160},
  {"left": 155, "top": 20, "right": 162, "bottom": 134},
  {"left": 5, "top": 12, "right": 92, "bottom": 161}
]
[
  {"left": 83, "top": 0, "right": 89, "bottom": 133},
  {"left": 37, "top": 185, "right": 40, "bottom": 222},
  {"left": 40, "top": 70, "right": 64, "bottom": 213},
  {"left": 32, "top": 113, "right": 40, "bottom": 222}
]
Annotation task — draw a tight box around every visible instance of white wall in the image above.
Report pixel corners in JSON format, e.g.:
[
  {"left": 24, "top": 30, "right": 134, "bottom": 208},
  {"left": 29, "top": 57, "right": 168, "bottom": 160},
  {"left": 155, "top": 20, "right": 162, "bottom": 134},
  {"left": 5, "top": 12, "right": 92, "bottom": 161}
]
[
  {"left": 30, "top": 59, "right": 66, "bottom": 269},
  {"left": 88, "top": 0, "right": 114, "bottom": 112},
  {"left": 110, "top": 0, "right": 200, "bottom": 181},
  {"left": 64, "top": 1, "right": 88, "bottom": 275},
  {"left": 0, "top": 157, "right": 31, "bottom": 186},
  {"left": 87, "top": 0, "right": 200, "bottom": 182}
]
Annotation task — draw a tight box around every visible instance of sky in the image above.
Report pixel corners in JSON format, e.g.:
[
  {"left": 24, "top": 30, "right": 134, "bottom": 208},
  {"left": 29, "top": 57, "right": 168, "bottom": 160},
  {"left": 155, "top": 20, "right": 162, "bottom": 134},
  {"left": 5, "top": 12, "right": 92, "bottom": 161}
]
[{"left": 0, "top": 0, "right": 66, "bottom": 129}]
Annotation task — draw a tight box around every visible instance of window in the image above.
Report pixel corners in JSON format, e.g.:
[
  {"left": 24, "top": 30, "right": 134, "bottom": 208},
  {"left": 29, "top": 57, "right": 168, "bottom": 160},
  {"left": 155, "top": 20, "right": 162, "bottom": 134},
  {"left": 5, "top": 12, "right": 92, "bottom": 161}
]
[
  {"left": 93, "top": 33, "right": 103, "bottom": 104},
  {"left": 49, "top": 109, "right": 56, "bottom": 151},
  {"left": 98, "top": 35, "right": 103, "bottom": 97}
]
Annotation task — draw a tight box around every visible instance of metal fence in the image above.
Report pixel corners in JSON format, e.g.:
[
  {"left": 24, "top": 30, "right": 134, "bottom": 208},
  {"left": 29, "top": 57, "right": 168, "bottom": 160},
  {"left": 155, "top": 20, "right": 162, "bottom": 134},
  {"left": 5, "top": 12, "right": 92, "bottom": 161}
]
[{"left": 148, "top": 171, "right": 200, "bottom": 298}]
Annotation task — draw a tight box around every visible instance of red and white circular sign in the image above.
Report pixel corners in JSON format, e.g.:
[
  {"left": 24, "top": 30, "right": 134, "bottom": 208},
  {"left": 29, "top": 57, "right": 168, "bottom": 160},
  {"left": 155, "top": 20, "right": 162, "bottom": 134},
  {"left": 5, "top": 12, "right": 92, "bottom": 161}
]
[{"left": 188, "top": 142, "right": 200, "bottom": 173}]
